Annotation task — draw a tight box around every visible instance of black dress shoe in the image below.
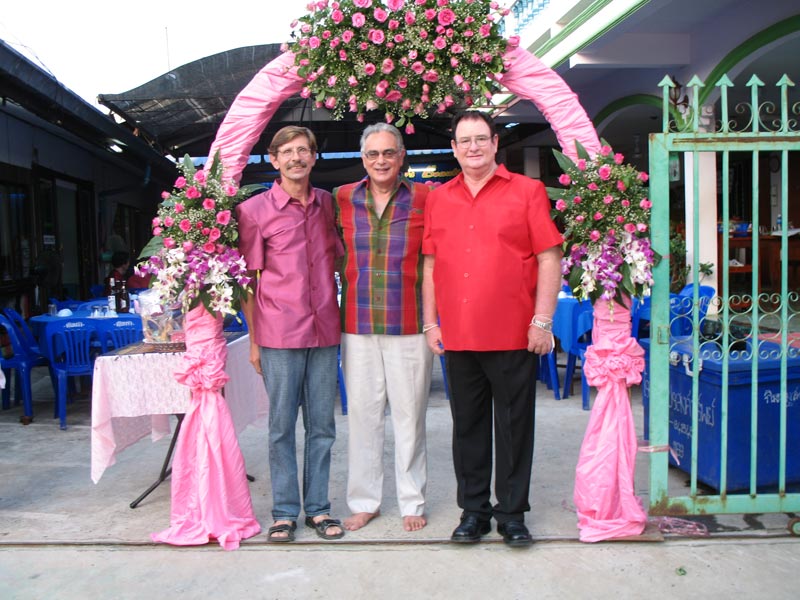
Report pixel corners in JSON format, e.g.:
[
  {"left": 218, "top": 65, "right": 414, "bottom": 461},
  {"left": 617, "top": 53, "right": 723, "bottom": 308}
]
[
  {"left": 497, "top": 521, "right": 533, "bottom": 547},
  {"left": 451, "top": 515, "right": 491, "bottom": 543}
]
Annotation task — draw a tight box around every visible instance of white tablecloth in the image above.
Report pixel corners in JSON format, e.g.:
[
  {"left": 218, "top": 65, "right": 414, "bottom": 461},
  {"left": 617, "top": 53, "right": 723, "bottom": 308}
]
[{"left": 90, "top": 333, "right": 269, "bottom": 483}]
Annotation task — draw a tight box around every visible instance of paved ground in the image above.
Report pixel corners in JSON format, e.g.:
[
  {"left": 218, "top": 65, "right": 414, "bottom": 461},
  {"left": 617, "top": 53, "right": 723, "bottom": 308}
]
[{"left": 0, "top": 360, "right": 798, "bottom": 599}]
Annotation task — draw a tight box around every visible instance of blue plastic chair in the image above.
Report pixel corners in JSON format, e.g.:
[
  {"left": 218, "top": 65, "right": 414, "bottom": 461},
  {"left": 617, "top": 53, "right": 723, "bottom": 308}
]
[
  {"left": 630, "top": 296, "right": 651, "bottom": 341},
  {"left": 94, "top": 318, "right": 143, "bottom": 352},
  {"left": 223, "top": 311, "right": 248, "bottom": 332},
  {"left": 1, "top": 314, "right": 51, "bottom": 421},
  {"left": 677, "top": 284, "right": 715, "bottom": 334},
  {"left": 562, "top": 304, "right": 594, "bottom": 410},
  {"left": 337, "top": 346, "right": 347, "bottom": 415},
  {"left": 46, "top": 320, "right": 98, "bottom": 429},
  {"left": 2, "top": 308, "right": 47, "bottom": 360}
]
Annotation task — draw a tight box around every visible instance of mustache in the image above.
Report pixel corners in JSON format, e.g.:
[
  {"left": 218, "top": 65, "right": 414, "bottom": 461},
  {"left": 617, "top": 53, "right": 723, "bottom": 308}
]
[{"left": 287, "top": 160, "right": 308, "bottom": 169}]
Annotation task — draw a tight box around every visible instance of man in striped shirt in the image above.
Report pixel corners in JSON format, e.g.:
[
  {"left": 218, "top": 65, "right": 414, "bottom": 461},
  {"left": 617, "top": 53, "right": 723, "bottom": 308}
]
[{"left": 335, "top": 123, "right": 434, "bottom": 532}]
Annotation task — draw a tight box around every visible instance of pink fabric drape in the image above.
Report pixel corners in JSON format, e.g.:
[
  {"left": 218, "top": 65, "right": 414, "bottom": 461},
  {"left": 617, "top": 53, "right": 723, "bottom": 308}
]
[
  {"left": 573, "top": 298, "right": 648, "bottom": 542},
  {"left": 207, "top": 51, "right": 305, "bottom": 184},
  {"left": 151, "top": 306, "right": 261, "bottom": 550},
  {"left": 499, "top": 46, "right": 601, "bottom": 160}
]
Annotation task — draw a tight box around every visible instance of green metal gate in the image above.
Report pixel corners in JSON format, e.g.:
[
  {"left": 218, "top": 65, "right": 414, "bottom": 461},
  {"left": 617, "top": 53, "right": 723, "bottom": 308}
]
[{"left": 647, "top": 74, "right": 800, "bottom": 518}]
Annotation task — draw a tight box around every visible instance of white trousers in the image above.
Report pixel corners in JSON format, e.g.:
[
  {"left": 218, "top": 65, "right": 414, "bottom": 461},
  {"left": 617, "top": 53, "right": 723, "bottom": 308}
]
[{"left": 341, "top": 333, "right": 433, "bottom": 517}]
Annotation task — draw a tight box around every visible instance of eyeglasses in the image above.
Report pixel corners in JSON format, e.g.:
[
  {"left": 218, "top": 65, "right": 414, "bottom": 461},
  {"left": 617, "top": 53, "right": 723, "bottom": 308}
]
[
  {"left": 277, "top": 146, "right": 312, "bottom": 158},
  {"left": 363, "top": 148, "right": 400, "bottom": 161},
  {"left": 454, "top": 135, "right": 494, "bottom": 149}
]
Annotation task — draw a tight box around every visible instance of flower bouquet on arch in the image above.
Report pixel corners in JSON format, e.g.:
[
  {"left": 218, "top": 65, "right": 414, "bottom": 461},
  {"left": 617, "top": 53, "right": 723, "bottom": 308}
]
[
  {"left": 136, "top": 153, "right": 259, "bottom": 341},
  {"left": 548, "top": 140, "right": 659, "bottom": 306},
  {"left": 549, "top": 141, "right": 658, "bottom": 542},
  {"left": 285, "top": 0, "right": 511, "bottom": 131}
]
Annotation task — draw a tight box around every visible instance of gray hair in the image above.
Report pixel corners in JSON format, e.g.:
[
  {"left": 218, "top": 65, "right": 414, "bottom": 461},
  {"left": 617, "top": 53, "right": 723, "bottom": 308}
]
[{"left": 359, "top": 123, "right": 405, "bottom": 153}]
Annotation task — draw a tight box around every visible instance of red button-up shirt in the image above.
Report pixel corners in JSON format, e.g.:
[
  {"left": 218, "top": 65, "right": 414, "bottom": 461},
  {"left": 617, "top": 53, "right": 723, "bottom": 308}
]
[
  {"left": 237, "top": 182, "right": 342, "bottom": 349},
  {"left": 422, "top": 165, "right": 562, "bottom": 351}
]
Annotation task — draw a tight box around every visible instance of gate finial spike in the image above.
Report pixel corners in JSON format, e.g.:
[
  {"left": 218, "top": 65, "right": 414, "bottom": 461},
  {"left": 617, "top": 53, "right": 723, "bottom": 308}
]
[
  {"left": 776, "top": 75, "right": 794, "bottom": 133},
  {"left": 686, "top": 76, "right": 705, "bottom": 132},
  {"left": 715, "top": 75, "right": 734, "bottom": 133},
  {"left": 746, "top": 75, "right": 764, "bottom": 132}
]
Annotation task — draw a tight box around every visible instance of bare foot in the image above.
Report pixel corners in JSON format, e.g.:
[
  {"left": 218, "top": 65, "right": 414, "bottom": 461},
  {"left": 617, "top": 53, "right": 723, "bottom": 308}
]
[
  {"left": 344, "top": 511, "right": 380, "bottom": 531},
  {"left": 403, "top": 515, "right": 427, "bottom": 532}
]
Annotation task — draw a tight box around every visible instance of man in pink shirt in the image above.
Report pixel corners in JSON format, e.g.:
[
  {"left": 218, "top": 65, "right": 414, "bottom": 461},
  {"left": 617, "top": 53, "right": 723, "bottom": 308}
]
[
  {"left": 422, "top": 111, "right": 563, "bottom": 547},
  {"left": 237, "top": 126, "right": 344, "bottom": 543}
]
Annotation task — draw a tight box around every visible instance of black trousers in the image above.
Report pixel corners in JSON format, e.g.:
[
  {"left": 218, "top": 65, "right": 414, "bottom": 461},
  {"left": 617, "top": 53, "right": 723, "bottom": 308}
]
[{"left": 445, "top": 349, "right": 537, "bottom": 525}]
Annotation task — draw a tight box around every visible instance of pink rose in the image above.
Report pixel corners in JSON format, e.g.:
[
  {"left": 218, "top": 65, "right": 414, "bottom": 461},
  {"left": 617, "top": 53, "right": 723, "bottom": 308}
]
[
  {"left": 598, "top": 165, "right": 612, "bottom": 180},
  {"left": 573, "top": 196, "right": 582, "bottom": 204},
  {"left": 373, "top": 7, "right": 388, "bottom": 22},
  {"left": 438, "top": 8, "right": 456, "bottom": 26},
  {"left": 381, "top": 58, "right": 395, "bottom": 74},
  {"left": 425, "top": 52, "right": 436, "bottom": 63},
  {"left": 179, "top": 219, "right": 192, "bottom": 233},
  {"left": 616, "top": 216, "right": 625, "bottom": 223},
  {"left": 558, "top": 173, "right": 571, "bottom": 185},
  {"left": 353, "top": 0, "right": 372, "bottom": 7},
  {"left": 617, "top": 181, "right": 627, "bottom": 192},
  {"left": 433, "top": 36, "right": 447, "bottom": 50},
  {"left": 387, "top": 0, "right": 403, "bottom": 10},
  {"left": 422, "top": 70, "right": 439, "bottom": 82},
  {"left": 640, "top": 199, "right": 652, "bottom": 209},
  {"left": 342, "top": 30, "right": 354, "bottom": 43},
  {"left": 588, "top": 183, "right": 598, "bottom": 191},
  {"left": 638, "top": 172, "right": 649, "bottom": 182},
  {"left": 385, "top": 90, "right": 402, "bottom": 102},
  {"left": 216, "top": 210, "right": 231, "bottom": 226},
  {"left": 161, "top": 191, "right": 171, "bottom": 200},
  {"left": 368, "top": 29, "right": 385, "bottom": 44},
  {"left": 405, "top": 123, "right": 415, "bottom": 135},
  {"left": 152, "top": 226, "right": 163, "bottom": 236},
  {"left": 590, "top": 230, "right": 601, "bottom": 242},
  {"left": 195, "top": 221, "right": 204, "bottom": 230},
  {"left": 202, "top": 227, "right": 210, "bottom": 236},
  {"left": 331, "top": 9, "right": 344, "bottom": 23},
  {"left": 364, "top": 63, "right": 376, "bottom": 76},
  {"left": 164, "top": 216, "right": 174, "bottom": 227},
  {"left": 325, "top": 97, "right": 337, "bottom": 109},
  {"left": 555, "top": 199, "right": 567, "bottom": 211},
  {"left": 182, "top": 241, "right": 194, "bottom": 252},
  {"left": 614, "top": 153, "right": 624, "bottom": 165},
  {"left": 411, "top": 61, "right": 425, "bottom": 74},
  {"left": 352, "top": 12, "right": 366, "bottom": 27},
  {"left": 174, "top": 203, "right": 185, "bottom": 213},
  {"left": 624, "top": 223, "right": 637, "bottom": 233},
  {"left": 163, "top": 237, "right": 175, "bottom": 248},
  {"left": 208, "top": 228, "right": 221, "bottom": 242},
  {"left": 202, "top": 242, "right": 216, "bottom": 253},
  {"left": 593, "top": 212, "right": 603, "bottom": 221},
  {"left": 637, "top": 223, "right": 648, "bottom": 232},
  {"left": 621, "top": 199, "right": 630, "bottom": 207},
  {"left": 575, "top": 215, "right": 585, "bottom": 223},
  {"left": 600, "top": 145, "right": 612, "bottom": 156},
  {"left": 193, "top": 170, "right": 207, "bottom": 184},
  {"left": 309, "top": 36, "right": 321, "bottom": 49},
  {"left": 202, "top": 198, "right": 216, "bottom": 210},
  {"left": 339, "top": 50, "right": 348, "bottom": 61},
  {"left": 404, "top": 11, "right": 416, "bottom": 25},
  {"left": 348, "top": 75, "right": 358, "bottom": 86},
  {"left": 174, "top": 176, "right": 187, "bottom": 189},
  {"left": 451, "top": 43, "right": 464, "bottom": 54},
  {"left": 603, "top": 195, "right": 614, "bottom": 204},
  {"left": 224, "top": 185, "right": 237, "bottom": 197},
  {"left": 479, "top": 24, "right": 492, "bottom": 37},
  {"left": 424, "top": 9, "right": 436, "bottom": 20},
  {"left": 152, "top": 217, "right": 161, "bottom": 227},
  {"left": 577, "top": 159, "right": 586, "bottom": 171}
]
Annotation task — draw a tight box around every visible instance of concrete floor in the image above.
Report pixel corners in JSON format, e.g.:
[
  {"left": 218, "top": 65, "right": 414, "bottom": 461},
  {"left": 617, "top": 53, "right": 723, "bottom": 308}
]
[{"left": 0, "top": 360, "right": 797, "bottom": 599}]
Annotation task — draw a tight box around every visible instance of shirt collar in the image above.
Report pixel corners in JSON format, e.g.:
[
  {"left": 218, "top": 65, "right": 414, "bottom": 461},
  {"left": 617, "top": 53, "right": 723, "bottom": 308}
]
[{"left": 271, "top": 179, "right": 317, "bottom": 209}]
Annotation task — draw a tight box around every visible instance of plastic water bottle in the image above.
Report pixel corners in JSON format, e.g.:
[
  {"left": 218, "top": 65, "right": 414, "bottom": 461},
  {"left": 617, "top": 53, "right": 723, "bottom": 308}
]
[{"left": 777, "top": 214, "right": 782, "bottom": 231}]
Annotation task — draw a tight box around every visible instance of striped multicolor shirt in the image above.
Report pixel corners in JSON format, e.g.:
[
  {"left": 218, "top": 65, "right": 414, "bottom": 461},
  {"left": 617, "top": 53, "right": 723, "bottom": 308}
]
[{"left": 334, "top": 177, "right": 429, "bottom": 335}]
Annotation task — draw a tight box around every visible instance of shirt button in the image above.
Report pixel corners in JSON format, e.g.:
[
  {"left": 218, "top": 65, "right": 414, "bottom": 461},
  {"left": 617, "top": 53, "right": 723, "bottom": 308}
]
[
  {"left": 468, "top": 224, "right": 475, "bottom": 230},
  {"left": 466, "top": 248, "right": 471, "bottom": 253},
  {"left": 462, "top": 298, "right": 468, "bottom": 303},
  {"left": 464, "top": 273, "right": 469, "bottom": 278},
  {"left": 376, "top": 272, "right": 382, "bottom": 278}
]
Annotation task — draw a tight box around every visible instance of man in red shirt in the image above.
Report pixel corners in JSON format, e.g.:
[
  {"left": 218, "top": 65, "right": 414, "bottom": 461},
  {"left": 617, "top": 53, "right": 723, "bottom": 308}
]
[
  {"left": 237, "top": 126, "right": 344, "bottom": 543},
  {"left": 422, "top": 111, "right": 562, "bottom": 547}
]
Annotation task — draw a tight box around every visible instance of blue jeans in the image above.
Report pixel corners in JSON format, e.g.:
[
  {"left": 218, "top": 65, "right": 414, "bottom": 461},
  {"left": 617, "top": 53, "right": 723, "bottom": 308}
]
[{"left": 260, "top": 346, "right": 338, "bottom": 521}]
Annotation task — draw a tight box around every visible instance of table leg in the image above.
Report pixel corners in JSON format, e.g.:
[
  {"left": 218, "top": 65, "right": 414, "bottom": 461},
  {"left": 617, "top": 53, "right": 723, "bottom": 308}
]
[{"left": 129, "top": 414, "right": 184, "bottom": 509}]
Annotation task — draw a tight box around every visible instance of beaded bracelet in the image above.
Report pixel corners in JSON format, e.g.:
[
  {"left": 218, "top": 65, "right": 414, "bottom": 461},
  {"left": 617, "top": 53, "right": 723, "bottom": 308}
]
[{"left": 422, "top": 323, "right": 440, "bottom": 333}]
